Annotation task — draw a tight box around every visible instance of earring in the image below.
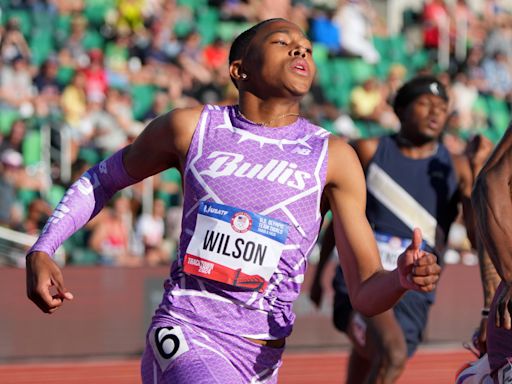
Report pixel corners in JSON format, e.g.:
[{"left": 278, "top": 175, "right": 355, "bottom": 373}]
[{"left": 241, "top": 73, "right": 247, "bottom": 79}]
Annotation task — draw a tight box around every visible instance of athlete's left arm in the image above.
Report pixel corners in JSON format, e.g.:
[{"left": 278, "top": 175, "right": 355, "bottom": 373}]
[{"left": 324, "top": 136, "right": 441, "bottom": 317}]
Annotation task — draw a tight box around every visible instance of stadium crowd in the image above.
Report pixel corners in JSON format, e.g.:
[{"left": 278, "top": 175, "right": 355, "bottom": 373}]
[{"left": 0, "top": 0, "right": 511, "bottom": 267}]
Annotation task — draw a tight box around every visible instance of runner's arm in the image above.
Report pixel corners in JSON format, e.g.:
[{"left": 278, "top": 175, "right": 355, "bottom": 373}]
[
  {"left": 472, "top": 126, "right": 512, "bottom": 284},
  {"left": 26, "top": 107, "right": 202, "bottom": 313}
]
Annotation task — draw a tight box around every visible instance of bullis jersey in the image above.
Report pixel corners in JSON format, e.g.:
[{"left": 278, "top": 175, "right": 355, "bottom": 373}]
[{"left": 151, "top": 105, "right": 330, "bottom": 340}]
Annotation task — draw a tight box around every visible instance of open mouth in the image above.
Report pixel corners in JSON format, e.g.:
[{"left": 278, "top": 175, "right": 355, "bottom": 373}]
[{"left": 290, "top": 59, "right": 310, "bottom": 76}]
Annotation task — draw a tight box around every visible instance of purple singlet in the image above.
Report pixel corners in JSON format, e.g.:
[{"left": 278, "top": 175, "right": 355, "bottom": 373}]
[{"left": 150, "top": 104, "right": 330, "bottom": 340}]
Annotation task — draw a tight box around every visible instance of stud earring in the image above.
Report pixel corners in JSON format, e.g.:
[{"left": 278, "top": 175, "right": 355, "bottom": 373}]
[{"left": 241, "top": 73, "right": 247, "bottom": 79}]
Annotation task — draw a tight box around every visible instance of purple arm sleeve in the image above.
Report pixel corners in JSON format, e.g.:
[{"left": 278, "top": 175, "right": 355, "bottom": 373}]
[{"left": 28, "top": 148, "right": 139, "bottom": 258}]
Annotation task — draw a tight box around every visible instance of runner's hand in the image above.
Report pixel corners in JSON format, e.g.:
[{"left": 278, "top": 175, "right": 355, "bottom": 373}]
[
  {"left": 309, "top": 275, "right": 323, "bottom": 309},
  {"left": 474, "top": 318, "right": 488, "bottom": 356},
  {"left": 26, "top": 251, "right": 73, "bottom": 313},
  {"left": 495, "top": 283, "right": 512, "bottom": 330},
  {"left": 396, "top": 228, "right": 441, "bottom": 292}
]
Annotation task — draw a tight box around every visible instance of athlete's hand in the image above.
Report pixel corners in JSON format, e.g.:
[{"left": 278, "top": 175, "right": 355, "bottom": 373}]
[
  {"left": 397, "top": 228, "right": 441, "bottom": 292},
  {"left": 465, "top": 134, "right": 494, "bottom": 174},
  {"left": 26, "top": 251, "right": 73, "bottom": 313},
  {"left": 474, "top": 318, "right": 488, "bottom": 356},
  {"left": 495, "top": 283, "right": 512, "bottom": 330},
  {"left": 309, "top": 274, "right": 323, "bottom": 309}
]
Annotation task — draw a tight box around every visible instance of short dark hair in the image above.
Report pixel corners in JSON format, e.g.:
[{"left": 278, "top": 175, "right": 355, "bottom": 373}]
[
  {"left": 393, "top": 75, "right": 449, "bottom": 116},
  {"left": 228, "top": 18, "right": 286, "bottom": 65}
]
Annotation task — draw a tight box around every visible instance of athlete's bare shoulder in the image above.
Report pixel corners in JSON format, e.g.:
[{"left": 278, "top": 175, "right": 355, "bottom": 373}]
[
  {"left": 166, "top": 105, "right": 205, "bottom": 156},
  {"left": 326, "top": 135, "right": 366, "bottom": 190},
  {"left": 123, "top": 105, "right": 204, "bottom": 179},
  {"left": 351, "top": 137, "right": 380, "bottom": 169}
]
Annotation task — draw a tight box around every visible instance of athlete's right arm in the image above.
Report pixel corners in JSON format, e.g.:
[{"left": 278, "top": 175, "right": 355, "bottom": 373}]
[
  {"left": 472, "top": 125, "right": 512, "bottom": 328},
  {"left": 26, "top": 106, "right": 203, "bottom": 314}
]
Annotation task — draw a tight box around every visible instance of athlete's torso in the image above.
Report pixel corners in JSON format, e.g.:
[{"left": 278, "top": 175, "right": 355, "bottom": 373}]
[
  {"left": 365, "top": 134, "right": 459, "bottom": 254},
  {"left": 153, "top": 104, "right": 330, "bottom": 339}
]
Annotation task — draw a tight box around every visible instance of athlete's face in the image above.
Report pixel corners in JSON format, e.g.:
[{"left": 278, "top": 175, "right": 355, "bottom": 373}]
[
  {"left": 401, "top": 93, "right": 448, "bottom": 141},
  {"left": 243, "top": 20, "right": 316, "bottom": 97}
]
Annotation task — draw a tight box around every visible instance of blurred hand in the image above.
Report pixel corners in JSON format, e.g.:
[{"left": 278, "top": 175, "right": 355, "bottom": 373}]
[
  {"left": 495, "top": 283, "right": 512, "bottom": 330},
  {"left": 474, "top": 317, "right": 488, "bottom": 356},
  {"left": 397, "top": 228, "right": 441, "bottom": 292},
  {"left": 26, "top": 251, "right": 73, "bottom": 313},
  {"left": 465, "top": 134, "right": 494, "bottom": 173},
  {"left": 309, "top": 275, "right": 323, "bottom": 309}
]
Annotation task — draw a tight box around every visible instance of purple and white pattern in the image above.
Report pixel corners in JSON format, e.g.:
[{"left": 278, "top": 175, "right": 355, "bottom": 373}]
[{"left": 151, "top": 104, "right": 330, "bottom": 340}]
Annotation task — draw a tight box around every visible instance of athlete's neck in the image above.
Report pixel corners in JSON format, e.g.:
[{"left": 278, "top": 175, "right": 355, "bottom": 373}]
[
  {"left": 395, "top": 134, "right": 439, "bottom": 159},
  {"left": 237, "top": 96, "right": 301, "bottom": 127}
]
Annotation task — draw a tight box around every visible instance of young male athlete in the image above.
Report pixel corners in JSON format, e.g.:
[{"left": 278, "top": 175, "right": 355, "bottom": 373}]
[
  {"left": 472, "top": 124, "right": 512, "bottom": 383},
  {"left": 310, "top": 76, "right": 491, "bottom": 383},
  {"left": 25, "top": 19, "right": 441, "bottom": 383}
]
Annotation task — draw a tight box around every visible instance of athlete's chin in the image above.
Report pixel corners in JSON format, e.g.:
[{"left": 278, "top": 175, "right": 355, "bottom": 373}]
[{"left": 286, "top": 84, "right": 310, "bottom": 98}]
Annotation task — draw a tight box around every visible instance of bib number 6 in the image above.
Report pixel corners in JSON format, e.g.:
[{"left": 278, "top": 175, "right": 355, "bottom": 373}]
[{"left": 150, "top": 326, "right": 190, "bottom": 371}]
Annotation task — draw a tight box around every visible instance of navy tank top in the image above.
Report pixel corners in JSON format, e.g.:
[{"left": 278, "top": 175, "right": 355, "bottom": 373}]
[
  {"left": 365, "top": 134, "right": 459, "bottom": 256},
  {"left": 335, "top": 134, "right": 459, "bottom": 302}
]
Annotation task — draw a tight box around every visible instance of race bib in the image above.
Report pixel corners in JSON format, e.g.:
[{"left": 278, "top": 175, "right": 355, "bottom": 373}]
[
  {"left": 375, "top": 232, "right": 410, "bottom": 271},
  {"left": 184, "top": 201, "right": 289, "bottom": 292}
]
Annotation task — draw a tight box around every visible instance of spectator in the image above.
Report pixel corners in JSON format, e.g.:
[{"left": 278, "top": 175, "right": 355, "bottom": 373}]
[
  {"left": 422, "top": 0, "right": 449, "bottom": 51},
  {"left": 350, "top": 77, "right": 399, "bottom": 131},
  {"left": 333, "top": 0, "right": 381, "bottom": 64},
  {"left": 0, "top": 55, "right": 34, "bottom": 110},
  {"left": 481, "top": 51, "right": 512, "bottom": 100},
  {"left": 0, "top": 119, "right": 27, "bottom": 156},
  {"left": 135, "top": 197, "right": 169, "bottom": 266},
  {"left": 0, "top": 17, "right": 31, "bottom": 64},
  {"left": 83, "top": 49, "right": 108, "bottom": 101},
  {"left": 89, "top": 194, "right": 139, "bottom": 266}
]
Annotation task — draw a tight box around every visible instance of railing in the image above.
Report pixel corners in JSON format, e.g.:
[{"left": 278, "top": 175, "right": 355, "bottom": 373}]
[{"left": 0, "top": 225, "right": 65, "bottom": 267}]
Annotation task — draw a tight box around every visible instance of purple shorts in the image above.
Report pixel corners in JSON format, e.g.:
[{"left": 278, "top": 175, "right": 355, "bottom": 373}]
[
  {"left": 140, "top": 317, "right": 284, "bottom": 383},
  {"left": 487, "top": 282, "right": 512, "bottom": 383}
]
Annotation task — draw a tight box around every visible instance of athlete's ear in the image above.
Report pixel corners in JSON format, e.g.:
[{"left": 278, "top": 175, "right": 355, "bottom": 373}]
[{"left": 229, "top": 60, "right": 246, "bottom": 83}]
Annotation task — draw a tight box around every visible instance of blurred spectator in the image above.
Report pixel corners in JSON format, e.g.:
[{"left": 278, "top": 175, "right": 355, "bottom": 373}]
[
  {"left": 422, "top": 0, "right": 449, "bottom": 51},
  {"left": 203, "top": 38, "right": 229, "bottom": 73},
  {"left": 64, "top": 15, "right": 89, "bottom": 66},
  {"left": 333, "top": 0, "right": 382, "bottom": 64},
  {"left": 104, "top": 29, "right": 132, "bottom": 89},
  {"left": 135, "top": 197, "right": 169, "bottom": 266},
  {"left": 23, "top": 198, "right": 52, "bottom": 235},
  {"left": 350, "top": 77, "right": 398, "bottom": 130},
  {"left": 89, "top": 194, "right": 140, "bottom": 266},
  {"left": 0, "top": 119, "right": 27, "bottom": 156},
  {"left": 61, "top": 70, "right": 88, "bottom": 129},
  {"left": 484, "top": 18, "right": 512, "bottom": 60},
  {"left": 143, "top": 90, "right": 171, "bottom": 122},
  {"left": 0, "top": 55, "right": 34, "bottom": 110},
  {"left": 33, "top": 57, "right": 63, "bottom": 99},
  {"left": 451, "top": 72, "right": 479, "bottom": 133},
  {"left": 178, "top": 31, "right": 212, "bottom": 85},
  {"left": 0, "top": 149, "right": 46, "bottom": 227},
  {"left": 83, "top": 49, "right": 108, "bottom": 101},
  {"left": 309, "top": 7, "right": 341, "bottom": 55},
  {"left": 116, "top": 0, "right": 145, "bottom": 32},
  {"left": 481, "top": 51, "right": 512, "bottom": 100},
  {"left": 384, "top": 63, "right": 407, "bottom": 105},
  {"left": 0, "top": 17, "right": 31, "bottom": 64}
]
